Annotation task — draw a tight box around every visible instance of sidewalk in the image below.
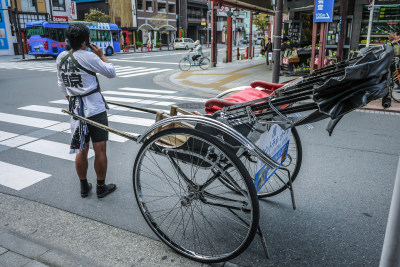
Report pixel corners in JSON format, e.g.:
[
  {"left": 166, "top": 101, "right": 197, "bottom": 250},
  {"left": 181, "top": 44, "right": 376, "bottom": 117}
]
[
  {"left": 167, "top": 57, "right": 400, "bottom": 113},
  {"left": 0, "top": 193, "right": 224, "bottom": 267}
]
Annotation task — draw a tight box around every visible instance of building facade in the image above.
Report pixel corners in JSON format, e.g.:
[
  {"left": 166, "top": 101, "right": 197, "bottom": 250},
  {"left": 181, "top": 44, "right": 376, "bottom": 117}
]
[
  {"left": 136, "top": 0, "right": 177, "bottom": 46},
  {"left": 75, "top": 0, "right": 109, "bottom": 21}
]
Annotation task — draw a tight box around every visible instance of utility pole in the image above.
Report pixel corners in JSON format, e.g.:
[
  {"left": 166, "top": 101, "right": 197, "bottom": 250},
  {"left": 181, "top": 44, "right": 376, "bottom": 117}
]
[
  {"left": 13, "top": 0, "right": 24, "bottom": 59},
  {"left": 272, "top": 0, "right": 283, "bottom": 83}
]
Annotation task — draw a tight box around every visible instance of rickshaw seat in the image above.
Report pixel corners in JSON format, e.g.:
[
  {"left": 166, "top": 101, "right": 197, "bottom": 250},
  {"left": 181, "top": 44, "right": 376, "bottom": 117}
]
[
  {"left": 205, "top": 87, "right": 276, "bottom": 114},
  {"left": 250, "top": 81, "right": 284, "bottom": 92}
]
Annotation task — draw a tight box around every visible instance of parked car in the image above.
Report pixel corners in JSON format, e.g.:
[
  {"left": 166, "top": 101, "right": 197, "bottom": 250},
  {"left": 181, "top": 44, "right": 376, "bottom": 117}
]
[{"left": 174, "top": 38, "right": 196, "bottom": 50}]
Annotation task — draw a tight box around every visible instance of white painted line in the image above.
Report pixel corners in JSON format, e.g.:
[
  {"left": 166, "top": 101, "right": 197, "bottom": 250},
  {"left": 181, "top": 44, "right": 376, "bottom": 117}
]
[
  {"left": 0, "top": 135, "right": 38, "bottom": 148},
  {"left": 102, "top": 91, "right": 162, "bottom": 98},
  {"left": 116, "top": 67, "right": 147, "bottom": 74},
  {"left": 103, "top": 96, "right": 142, "bottom": 104},
  {"left": 0, "top": 112, "right": 59, "bottom": 128},
  {"left": 119, "top": 69, "right": 173, "bottom": 77},
  {"left": 117, "top": 68, "right": 160, "bottom": 77},
  {"left": 119, "top": 87, "right": 177, "bottom": 94},
  {"left": 0, "top": 131, "right": 19, "bottom": 142},
  {"left": 108, "top": 114, "right": 154, "bottom": 126},
  {"left": 114, "top": 66, "right": 135, "bottom": 70},
  {"left": 19, "top": 105, "right": 64, "bottom": 115},
  {"left": 0, "top": 161, "right": 51, "bottom": 191},
  {"left": 19, "top": 139, "right": 94, "bottom": 161},
  {"left": 110, "top": 59, "right": 178, "bottom": 65}
]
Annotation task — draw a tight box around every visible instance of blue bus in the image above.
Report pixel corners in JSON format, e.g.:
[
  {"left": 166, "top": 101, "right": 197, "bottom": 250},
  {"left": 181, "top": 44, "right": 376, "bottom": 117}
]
[{"left": 26, "top": 21, "right": 121, "bottom": 57}]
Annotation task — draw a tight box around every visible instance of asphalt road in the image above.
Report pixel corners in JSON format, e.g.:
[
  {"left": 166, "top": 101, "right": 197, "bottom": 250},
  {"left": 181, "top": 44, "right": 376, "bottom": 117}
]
[{"left": 0, "top": 50, "right": 399, "bottom": 266}]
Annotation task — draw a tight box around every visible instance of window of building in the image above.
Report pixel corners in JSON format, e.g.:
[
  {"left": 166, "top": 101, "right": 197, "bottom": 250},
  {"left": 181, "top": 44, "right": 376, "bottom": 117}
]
[
  {"left": 146, "top": 0, "right": 152, "bottom": 12},
  {"left": 52, "top": 0, "right": 66, "bottom": 11},
  {"left": 168, "top": 3, "right": 175, "bottom": 13},
  {"left": 57, "top": 29, "right": 65, "bottom": 42},
  {"left": 158, "top": 3, "right": 166, "bottom": 13},
  {"left": 137, "top": 0, "right": 143, "bottom": 10}
]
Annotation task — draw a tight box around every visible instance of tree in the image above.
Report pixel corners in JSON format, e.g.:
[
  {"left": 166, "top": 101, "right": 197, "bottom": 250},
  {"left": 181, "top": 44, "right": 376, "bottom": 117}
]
[
  {"left": 253, "top": 13, "right": 270, "bottom": 32},
  {"left": 84, "top": 9, "right": 110, "bottom": 23}
]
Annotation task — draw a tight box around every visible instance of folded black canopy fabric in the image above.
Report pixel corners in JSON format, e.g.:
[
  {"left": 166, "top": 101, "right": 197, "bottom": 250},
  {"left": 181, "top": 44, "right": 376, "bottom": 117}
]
[{"left": 296, "top": 45, "right": 393, "bottom": 135}]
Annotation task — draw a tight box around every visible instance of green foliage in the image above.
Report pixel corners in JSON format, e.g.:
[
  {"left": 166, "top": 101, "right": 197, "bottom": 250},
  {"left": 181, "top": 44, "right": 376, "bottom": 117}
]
[
  {"left": 156, "top": 41, "right": 161, "bottom": 46},
  {"left": 136, "top": 42, "right": 143, "bottom": 47},
  {"left": 84, "top": 9, "right": 110, "bottom": 23},
  {"left": 253, "top": 13, "right": 270, "bottom": 32},
  {"left": 180, "top": 29, "right": 185, "bottom": 38}
]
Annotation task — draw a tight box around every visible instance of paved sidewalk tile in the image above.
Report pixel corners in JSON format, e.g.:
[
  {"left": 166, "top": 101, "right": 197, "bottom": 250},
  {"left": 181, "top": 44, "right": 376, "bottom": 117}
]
[
  {"left": 24, "top": 260, "right": 49, "bottom": 267},
  {"left": 0, "top": 251, "right": 31, "bottom": 266},
  {"left": 0, "top": 247, "right": 7, "bottom": 256},
  {"left": 38, "top": 250, "right": 92, "bottom": 267},
  {"left": 0, "top": 232, "right": 49, "bottom": 258}
]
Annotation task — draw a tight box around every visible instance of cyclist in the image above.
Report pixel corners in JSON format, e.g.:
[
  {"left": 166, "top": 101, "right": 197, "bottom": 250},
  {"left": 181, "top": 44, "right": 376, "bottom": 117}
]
[{"left": 191, "top": 40, "right": 202, "bottom": 64}]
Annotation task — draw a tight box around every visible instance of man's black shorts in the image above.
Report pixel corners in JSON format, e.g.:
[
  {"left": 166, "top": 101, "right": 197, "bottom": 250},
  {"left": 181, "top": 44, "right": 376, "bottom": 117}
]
[{"left": 84, "top": 111, "right": 108, "bottom": 143}]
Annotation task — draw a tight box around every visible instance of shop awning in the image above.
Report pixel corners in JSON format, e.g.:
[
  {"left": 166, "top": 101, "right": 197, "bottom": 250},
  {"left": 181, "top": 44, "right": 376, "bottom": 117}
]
[{"left": 211, "top": 0, "right": 274, "bottom": 14}]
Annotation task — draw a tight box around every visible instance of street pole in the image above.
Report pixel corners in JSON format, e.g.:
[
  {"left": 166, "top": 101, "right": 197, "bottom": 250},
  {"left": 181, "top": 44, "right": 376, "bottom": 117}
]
[
  {"left": 272, "top": 0, "right": 283, "bottom": 84},
  {"left": 366, "top": 0, "right": 375, "bottom": 47},
  {"left": 13, "top": 0, "right": 24, "bottom": 59},
  {"left": 211, "top": 0, "right": 217, "bottom": 67},
  {"left": 249, "top": 11, "right": 253, "bottom": 59},
  {"left": 380, "top": 156, "right": 400, "bottom": 266},
  {"left": 227, "top": 16, "right": 232, "bottom": 63}
]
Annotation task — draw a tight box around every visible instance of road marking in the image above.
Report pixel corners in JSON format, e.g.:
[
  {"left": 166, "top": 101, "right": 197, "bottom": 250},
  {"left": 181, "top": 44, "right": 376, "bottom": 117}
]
[
  {"left": 0, "top": 161, "right": 51, "bottom": 191},
  {"left": 0, "top": 112, "right": 59, "bottom": 128},
  {"left": 0, "top": 135, "right": 38, "bottom": 147},
  {"left": 102, "top": 91, "right": 206, "bottom": 102},
  {"left": 17, "top": 105, "right": 139, "bottom": 141},
  {"left": 0, "top": 131, "right": 19, "bottom": 142},
  {"left": 110, "top": 59, "right": 178, "bottom": 65},
  {"left": 117, "top": 68, "right": 160, "bottom": 77},
  {"left": 118, "top": 69, "right": 173, "bottom": 77},
  {"left": 119, "top": 87, "right": 177, "bottom": 94},
  {"left": 19, "top": 139, "right": 94, "bottom": 161},
  {"left": 116, "top": 67, "right": 147, "bottom": 75}
]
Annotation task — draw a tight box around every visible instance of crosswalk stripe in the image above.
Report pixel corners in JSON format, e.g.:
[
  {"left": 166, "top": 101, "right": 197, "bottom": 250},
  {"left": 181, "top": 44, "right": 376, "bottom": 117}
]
[
  {"left": 102, "top": 96, "right": 175, "bottom": 106},
  {"left": 102, "top": 91, "right": 162, "bottom": 98},
  {"left": 19, "top": 139, "right": 94, "bottom": 161},
  {"left": 0, "top": 135, "right": 38, "bottom": 148},
  {"left": 16, "top": 106, "right": 139, "bottom": 142},
  {"left": 118, "top": 69, "right": 173, "bottom": 77},
  {"left": 110, "top": 59, "right": 178, "bottom": 65},
  {"left": 0, "top": 131, "right": 19, "bottom": 142},
  {"left": 117, "top": 68, "right": 160, "bottom": 77},
  {"left": 119, "top": 87, "right": 177, "bottom": 94},
  {"left": 116, "top": 68, "right": 150, "bottom": 75},
  {"left": 102, "top": 90, "right": 206, "bottom": 102},
  {"left": 0, "top": 161, "right": 51, "bottom": 191},
  {"left": 18, "top": 104, "right": 154, "bottom": 127},
  {"left": 0, "top": 112, "right": 59, "bottom": 128}
]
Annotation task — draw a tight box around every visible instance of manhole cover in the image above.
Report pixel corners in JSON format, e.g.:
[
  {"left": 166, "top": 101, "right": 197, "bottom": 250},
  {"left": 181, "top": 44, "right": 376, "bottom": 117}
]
[{"left": 177, "top": 102, "right": 205, "bottom": 109}]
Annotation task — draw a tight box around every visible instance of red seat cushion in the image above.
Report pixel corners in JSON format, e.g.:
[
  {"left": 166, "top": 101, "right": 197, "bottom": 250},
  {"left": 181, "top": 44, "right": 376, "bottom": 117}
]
[{"left": 205, "top": 87, "right": 271, "bottom": 114}]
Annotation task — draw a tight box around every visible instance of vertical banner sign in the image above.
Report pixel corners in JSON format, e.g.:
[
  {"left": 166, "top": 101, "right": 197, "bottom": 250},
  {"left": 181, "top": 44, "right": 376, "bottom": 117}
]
[
  {"left": 71, "top": 2, "right": 77, "bottom": 20},
  {"left": 314, "top": 0, "right": 335, "bottom": 23},
  {"left": 0, "top": 0, "right": 9, "bottom": 49}
]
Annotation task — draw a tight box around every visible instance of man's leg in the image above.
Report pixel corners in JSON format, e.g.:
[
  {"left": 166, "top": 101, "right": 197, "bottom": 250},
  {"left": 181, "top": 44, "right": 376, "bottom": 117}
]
[
  {"left": 92, "top": 141, "right": 116, "bottom": 198},
  {"left": 75, "top": 142, "right": 92, "bottom": 198},
  {"left": 75, "top": 142, "right": 89, "bottom": 180},
  {"left": 92, "top": 141, "right": 107, "bottom": 181}
]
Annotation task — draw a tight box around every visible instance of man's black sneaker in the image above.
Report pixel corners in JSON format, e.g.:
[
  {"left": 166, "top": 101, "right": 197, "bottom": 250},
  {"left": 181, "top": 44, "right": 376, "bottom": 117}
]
[
  {"left": 81, "top": 183, "right": 92, "bottom": 198},
  {"left": 97, "top": 183, "right": 117, "bottom": 198}
]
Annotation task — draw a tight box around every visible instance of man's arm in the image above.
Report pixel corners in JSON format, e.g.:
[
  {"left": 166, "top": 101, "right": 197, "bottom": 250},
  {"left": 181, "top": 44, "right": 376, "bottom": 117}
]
[{"left": 86, "top": 44, "right": 116, "bottom": 78}]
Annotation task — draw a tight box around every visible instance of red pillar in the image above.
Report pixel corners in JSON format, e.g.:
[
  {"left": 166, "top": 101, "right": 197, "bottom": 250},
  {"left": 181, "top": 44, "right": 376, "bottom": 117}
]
[
  {"left": 310, "top": 20, "right": 318, "bottom": 72},
  {"left": 249, "top": 11, "right": 253, "bottom": 59},
  {"left": 318, "top": 23, "right": 327, "bottom": 69},
  {"left": 227, "top": 16, "right": 232, "bottom": 63},
  {"left": 211, "top": 1, "right": 217, "bottom": 67}
]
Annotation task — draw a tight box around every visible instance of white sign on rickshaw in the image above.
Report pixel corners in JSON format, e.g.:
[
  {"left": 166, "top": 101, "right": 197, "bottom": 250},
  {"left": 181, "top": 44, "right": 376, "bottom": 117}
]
[{"left": 255, "top": 124, "right": 290, "bottom": 192}]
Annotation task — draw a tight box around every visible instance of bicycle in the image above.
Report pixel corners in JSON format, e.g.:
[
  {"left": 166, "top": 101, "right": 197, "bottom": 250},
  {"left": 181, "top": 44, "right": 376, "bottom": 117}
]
[{"left": 179, "top": 51, "right": 210, "bottom": 71}]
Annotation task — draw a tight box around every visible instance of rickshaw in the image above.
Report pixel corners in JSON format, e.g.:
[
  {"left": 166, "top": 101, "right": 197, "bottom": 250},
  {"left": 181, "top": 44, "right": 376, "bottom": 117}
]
[{"left": 63, "top": 45, "right": 394, "bottom": 263}]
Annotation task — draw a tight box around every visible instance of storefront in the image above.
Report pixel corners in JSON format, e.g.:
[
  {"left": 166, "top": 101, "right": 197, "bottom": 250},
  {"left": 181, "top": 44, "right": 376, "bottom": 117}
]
[{"left": 351, "top": 0, "right": 400, "bottom": 49}]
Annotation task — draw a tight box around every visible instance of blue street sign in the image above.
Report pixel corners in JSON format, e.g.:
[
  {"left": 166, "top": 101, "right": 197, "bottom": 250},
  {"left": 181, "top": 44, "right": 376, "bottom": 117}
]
[
  {"left": 314, "top": 0, "right": 335, "bottom": 23},
  {"left": 0, "top": 0, "right": 9, "bottom": 49}
]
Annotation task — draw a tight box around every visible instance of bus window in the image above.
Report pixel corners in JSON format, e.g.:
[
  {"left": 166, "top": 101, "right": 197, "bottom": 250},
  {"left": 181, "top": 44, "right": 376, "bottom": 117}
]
[
  {"left": 90, "top": 30, "right": 98, "bottom": 42},
  {"left": 26, "top": 26, "right": 45, "bottom": 39},
  {"left": 98, "top": 30, "right": 111, "bottom": 42},
  {"left": 57, "top": 29, "right": 65, "bottom": 42},
  {"left": 112, "top": 30, "right": 119, "bottom": 42},
  {"left": 48, "top": 28, "right": 57, "bottom": 41}
]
